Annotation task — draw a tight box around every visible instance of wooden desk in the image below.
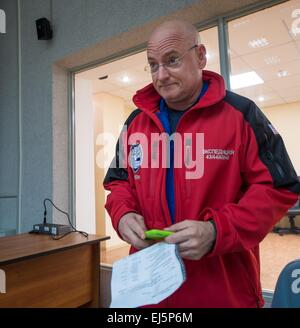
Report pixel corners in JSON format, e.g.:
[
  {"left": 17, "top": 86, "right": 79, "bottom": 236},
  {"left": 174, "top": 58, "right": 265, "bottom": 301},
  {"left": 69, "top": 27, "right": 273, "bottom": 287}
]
[{"left": 0, "top": 233, "right": 109, "bottom": 307}]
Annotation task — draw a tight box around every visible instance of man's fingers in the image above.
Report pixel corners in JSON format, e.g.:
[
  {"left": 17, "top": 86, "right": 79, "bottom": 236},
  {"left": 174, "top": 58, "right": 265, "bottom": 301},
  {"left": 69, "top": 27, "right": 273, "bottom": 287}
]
[
  {"left": 129, "top": 217, "right": 146, "bottom": 239},
  {"left": 176, "top": 239, "right": 191, "bottom": 252},
  {"left": 135, "top": 239, "right": 155, "bottom": 250},
  {"left": 123, "top": 223, "right": 154, "bottom": 250},
  {"left": 122, "top": 214, "right": 146, "bottom": 240},
  {"left": 165, "top": 227, "right": 192, "bottom": 244},
  {"left": 179, "top": 250, "right": 196, "bottom": 260},
  {"left": 179, "top": 249, "right": 205, "bottom": 261},
  {"left": 125, "top": 226, "right": 142, "bottom": 243},
  {"left": 128, "top": 230, "right": 154, "bottom": 250},
  {"left": 164, "top": 220, "right": 193, "bottom": 232},
  {"left": 165, "top": 232, "right": 189, "bottom": 244},
  {"left": 118, "top": 212, "right": 155, "bottom": 250},
  {"left": 133, "top": 215, "right": 148, "bottom": 238}
]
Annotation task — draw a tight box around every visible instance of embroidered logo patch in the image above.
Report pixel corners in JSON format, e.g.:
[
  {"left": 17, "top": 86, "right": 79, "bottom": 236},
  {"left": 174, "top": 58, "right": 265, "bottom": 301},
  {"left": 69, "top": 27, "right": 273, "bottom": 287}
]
[{"left": 130, "top": 143, "right": 143, "bottom": 173}]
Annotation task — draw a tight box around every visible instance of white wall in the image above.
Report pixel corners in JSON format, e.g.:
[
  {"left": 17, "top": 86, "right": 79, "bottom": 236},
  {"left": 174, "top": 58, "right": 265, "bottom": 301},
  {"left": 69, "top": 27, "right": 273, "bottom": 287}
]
[
  {"left": 74, "top": 78, "right": 96, "bottom": 233},
  {"left": 75, "top": 78, "right": 134, "bottom": 248},
  {"left": 94, "top": 92, "right": 130, "bottom": 249},
  {"left": 262, "top": 101, "right": 300, "bottom": 175}
]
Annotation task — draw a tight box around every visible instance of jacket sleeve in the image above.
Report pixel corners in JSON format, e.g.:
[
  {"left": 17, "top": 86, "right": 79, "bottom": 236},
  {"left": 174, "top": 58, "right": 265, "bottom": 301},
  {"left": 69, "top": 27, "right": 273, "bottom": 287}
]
[
  {"left": 103, "top": 110, "right": 141, "bottom": 234},
  {"left": 200, "top": 99, "right": 300, "bottom": 256}
]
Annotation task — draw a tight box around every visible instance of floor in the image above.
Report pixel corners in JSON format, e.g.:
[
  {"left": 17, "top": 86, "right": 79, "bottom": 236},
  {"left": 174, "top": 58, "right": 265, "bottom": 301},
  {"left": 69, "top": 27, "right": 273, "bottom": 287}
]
[
  {"left": 100, "top": 232, "right": 300, "bottom": 291},
  {"left": 260, "top": 232, "right": 300, "bottom": 290}
]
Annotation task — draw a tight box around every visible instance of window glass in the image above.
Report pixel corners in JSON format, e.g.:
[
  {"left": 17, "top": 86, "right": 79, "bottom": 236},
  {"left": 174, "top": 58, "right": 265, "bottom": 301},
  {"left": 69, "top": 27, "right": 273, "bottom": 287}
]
[
  {"left": 228, "top": 0, "right": 300, "bottom": 107},
  {"left": 228, "top": 0, "right": 300, "bottom": 292},
  {"left": 199, "top": 26, "right": 220, "bottom": 74}
]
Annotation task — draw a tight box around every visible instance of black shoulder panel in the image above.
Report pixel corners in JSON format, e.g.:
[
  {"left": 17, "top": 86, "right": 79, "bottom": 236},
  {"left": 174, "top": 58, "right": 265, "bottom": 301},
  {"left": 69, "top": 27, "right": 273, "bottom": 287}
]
[
  {"left": 103, "top": 109, "right": 142, "bottom": 185},
  {"left": 124, "top": 108, "right": 142, "bottom": 127},
  {"left": 224, "top": 91, "right": 300, "bottom": 194}
]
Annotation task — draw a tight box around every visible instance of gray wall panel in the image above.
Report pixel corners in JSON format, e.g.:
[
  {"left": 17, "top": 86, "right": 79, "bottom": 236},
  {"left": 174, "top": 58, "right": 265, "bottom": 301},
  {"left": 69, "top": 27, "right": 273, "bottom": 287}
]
[
  {"left": 43, "top": 0, "right": 200, "bottom": 60},
  {"left": 0, "top": 198, "right": 18, "bottom": 235},
  {"left": 0, "top": 0, "right": 18, "bottom": 198}
]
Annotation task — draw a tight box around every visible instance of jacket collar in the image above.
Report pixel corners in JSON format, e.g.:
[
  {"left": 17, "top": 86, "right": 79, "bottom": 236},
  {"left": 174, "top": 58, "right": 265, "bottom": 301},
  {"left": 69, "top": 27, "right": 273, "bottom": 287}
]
[{"left": 132, "top": 70, "right": 226, "bottom": 113}]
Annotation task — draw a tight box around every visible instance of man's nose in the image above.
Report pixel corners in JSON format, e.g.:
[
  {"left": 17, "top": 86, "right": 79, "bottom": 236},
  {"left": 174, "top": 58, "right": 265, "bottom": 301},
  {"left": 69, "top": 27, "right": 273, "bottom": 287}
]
[{"left": 156, "top": 64, "right": 170, "bottom": 80}]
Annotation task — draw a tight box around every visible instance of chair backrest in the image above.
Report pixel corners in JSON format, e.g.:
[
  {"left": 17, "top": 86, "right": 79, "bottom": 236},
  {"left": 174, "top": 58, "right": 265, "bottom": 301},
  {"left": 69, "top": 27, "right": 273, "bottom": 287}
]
[
  {"left": 288, "top": 197, "right": 300, "bottom": 211},
  {"left": 294, "top": 177, "right": 300, "bottom": 207},
  {"left": 271, "top": 259, "right": 300, "bottom": 308},
  {"left": 288, "top": 177, "right": 300, "bottom": 209}
]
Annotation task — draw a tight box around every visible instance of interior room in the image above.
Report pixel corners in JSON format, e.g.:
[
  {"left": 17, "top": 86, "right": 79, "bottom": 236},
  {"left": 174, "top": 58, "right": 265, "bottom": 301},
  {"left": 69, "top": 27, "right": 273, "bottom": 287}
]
[
  {"left": 1, "top": 0, "right": 300, "bottom": 309},
  {"left": 73, "top": 0, "right": 300, "bottom": 307}
]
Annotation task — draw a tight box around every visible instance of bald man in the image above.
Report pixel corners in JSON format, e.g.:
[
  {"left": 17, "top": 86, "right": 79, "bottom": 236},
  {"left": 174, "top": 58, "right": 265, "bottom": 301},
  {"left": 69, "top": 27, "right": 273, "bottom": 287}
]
[{"left": 104, "top": 20, "right": 300, "bottom": 307}]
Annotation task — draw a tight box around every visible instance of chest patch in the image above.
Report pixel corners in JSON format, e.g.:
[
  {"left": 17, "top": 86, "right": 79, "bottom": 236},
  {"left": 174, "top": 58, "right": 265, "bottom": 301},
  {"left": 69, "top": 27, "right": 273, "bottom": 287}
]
[
  {"left": 204, "top": 148, "right": 235, "bottom": 160},
  {"left": 130, "top": 143, "right": 143, "bottom": 173}
]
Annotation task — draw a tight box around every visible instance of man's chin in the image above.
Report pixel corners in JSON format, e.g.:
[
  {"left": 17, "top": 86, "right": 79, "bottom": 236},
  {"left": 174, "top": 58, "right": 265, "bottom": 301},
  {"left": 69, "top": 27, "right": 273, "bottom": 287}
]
[{"left": 160, "top": 90, "right": 180, "bottom": 103}]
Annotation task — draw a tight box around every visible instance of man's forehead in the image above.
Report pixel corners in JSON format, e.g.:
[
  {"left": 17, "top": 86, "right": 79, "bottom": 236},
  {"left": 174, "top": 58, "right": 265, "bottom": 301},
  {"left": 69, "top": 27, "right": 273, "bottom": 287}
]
[
  {"left": 147, "top": 31, "right": 188, "bottom": 57},
  {"left": 148, "top": 26, "right": 187, "bottom": 44}
]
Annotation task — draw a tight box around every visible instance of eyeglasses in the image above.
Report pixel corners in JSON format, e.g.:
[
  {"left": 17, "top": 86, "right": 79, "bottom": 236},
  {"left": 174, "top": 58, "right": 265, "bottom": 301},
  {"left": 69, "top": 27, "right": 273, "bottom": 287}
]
[{"left": 144, "top": 45, "right": 198, "bottom": 74}]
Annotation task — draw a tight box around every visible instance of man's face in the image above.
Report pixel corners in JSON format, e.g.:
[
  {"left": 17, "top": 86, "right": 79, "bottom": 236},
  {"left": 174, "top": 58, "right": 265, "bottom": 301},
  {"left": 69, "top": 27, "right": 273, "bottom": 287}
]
[{"left": 147, "top": 28, "right": 206, "bottom": 109}]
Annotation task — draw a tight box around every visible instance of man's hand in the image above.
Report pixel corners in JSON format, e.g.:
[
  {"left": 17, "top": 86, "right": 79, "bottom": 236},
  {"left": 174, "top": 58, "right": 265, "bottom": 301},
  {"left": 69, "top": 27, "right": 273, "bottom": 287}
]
[
  {"left": 164, "top": 220, "right": 216, "bottom": 260},
  {"left": 118, "top": 212, "right": 155, "bottom": 250}
]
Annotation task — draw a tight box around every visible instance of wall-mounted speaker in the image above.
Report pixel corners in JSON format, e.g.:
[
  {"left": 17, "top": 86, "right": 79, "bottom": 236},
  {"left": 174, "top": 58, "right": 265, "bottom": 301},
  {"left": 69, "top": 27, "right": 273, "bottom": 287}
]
[{"left": 35, "top": 17, "right": 53, "bottom": 40}]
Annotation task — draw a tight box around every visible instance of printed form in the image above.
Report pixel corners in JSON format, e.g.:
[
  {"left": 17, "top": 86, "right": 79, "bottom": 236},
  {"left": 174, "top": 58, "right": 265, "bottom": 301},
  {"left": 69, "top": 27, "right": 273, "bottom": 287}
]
[{"left": 110, "top": 242, "right": 186, "bottom": 308}]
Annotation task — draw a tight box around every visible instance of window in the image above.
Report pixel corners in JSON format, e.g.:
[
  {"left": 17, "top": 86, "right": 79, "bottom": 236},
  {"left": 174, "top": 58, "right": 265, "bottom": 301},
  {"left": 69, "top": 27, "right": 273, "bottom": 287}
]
[
  {"left": 228, "top": 0, "right": 300, "bottom": 291},
  {"left": 199, "top": 26, "right": 220, "bottom": 74},
  {"left": 228, "top": 0, "right": 300, "bottom": 107}
]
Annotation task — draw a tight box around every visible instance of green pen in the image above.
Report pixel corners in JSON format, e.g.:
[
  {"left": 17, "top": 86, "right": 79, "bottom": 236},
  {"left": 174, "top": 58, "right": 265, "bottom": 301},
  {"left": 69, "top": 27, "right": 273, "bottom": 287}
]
[{"left": 145, "top": 229, "right": 174, "bottom": 240}]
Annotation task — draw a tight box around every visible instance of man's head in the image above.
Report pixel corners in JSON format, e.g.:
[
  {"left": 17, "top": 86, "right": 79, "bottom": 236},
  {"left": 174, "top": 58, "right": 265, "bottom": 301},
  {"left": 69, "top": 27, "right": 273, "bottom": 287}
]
[{"left": 147, "top": 20, "right": 207, "bottom": 110}]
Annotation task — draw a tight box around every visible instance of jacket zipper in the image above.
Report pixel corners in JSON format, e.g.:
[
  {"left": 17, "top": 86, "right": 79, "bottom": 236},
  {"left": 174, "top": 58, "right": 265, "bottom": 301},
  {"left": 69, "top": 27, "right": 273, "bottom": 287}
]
[
  {"left": 173, "top": 109, "right": 199, "bottom": 222},
  {"left": 147, "top": 110, "right": 174, "bottom": 227}
]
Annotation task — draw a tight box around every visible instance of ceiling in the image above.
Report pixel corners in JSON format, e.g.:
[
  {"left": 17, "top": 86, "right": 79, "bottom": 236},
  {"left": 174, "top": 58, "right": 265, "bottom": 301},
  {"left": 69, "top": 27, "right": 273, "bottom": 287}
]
[{"left": 76, "top": 0, "right": 300, "bottom": 109}]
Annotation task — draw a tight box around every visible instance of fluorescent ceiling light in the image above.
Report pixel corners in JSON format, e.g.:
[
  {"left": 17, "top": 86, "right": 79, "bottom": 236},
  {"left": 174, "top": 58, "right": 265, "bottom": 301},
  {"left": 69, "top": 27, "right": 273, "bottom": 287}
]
[
  {"left": 248, "top": 38, "right": 269, "bottom": 48},
  {"left": 291, "top": 9, "right": 300, "bottom": 36},
  {"left": 277, "top": 70, "right": 288, "bottom": 78},
  {"left": 230, "top": 71, "right": 264, "bottom": 90},
  {"left": 265, "top": 56, "right": 281, "bottom": 65},
  {"left": 258, "top": 96, "right": 265, "bottom": 102},
  {"left": 122, "top": 75, "right": 130, "bottom": 83},
  {"left": 290, "top": 28, "right": 300, "bottom": 37}
]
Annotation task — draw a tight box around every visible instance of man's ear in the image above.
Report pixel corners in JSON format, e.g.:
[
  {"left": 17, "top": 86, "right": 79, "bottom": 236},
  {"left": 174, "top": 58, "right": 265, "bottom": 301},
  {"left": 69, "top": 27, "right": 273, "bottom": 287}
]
[{"left": 196, "top": 44, "right": 207, "bottom": 69}]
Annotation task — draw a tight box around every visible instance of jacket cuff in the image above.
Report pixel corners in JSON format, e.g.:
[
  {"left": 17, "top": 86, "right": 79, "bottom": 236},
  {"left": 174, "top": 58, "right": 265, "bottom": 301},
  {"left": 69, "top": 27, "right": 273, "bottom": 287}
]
[{"left": 200, "top": 207, "right": 220, "bottom": 257}]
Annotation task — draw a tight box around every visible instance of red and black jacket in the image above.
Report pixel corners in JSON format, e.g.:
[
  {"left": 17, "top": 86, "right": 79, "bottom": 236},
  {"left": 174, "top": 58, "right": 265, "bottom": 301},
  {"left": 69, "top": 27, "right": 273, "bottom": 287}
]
[{"left": 104, "top": 70, "right": 300, "bottom": 307}]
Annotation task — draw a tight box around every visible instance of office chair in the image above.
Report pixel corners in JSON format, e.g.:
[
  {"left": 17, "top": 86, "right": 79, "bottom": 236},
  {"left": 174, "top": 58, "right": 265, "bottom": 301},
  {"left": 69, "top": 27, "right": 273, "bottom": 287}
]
[
  {"left": 273, "top": 197, "right": 300, "bottom": 236},
  {"left": 271, "top": 259, "right": 300, "bottom": 308}
]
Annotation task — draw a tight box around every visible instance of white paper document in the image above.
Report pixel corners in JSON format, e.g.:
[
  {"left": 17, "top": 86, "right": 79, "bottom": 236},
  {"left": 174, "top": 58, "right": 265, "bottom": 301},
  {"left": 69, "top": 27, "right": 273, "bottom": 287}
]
[{"left": 110, "top": 242, "right": 186, "bottom": 308}]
